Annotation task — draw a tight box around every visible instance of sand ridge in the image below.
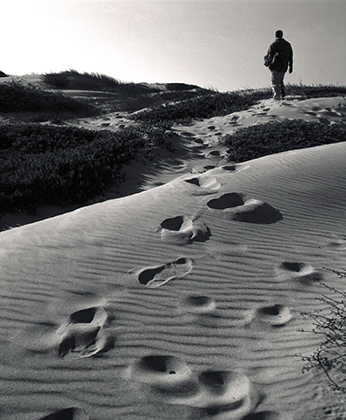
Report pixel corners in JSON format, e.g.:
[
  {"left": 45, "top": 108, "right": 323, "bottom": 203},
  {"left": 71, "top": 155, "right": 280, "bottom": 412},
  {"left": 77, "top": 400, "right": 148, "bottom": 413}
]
[{"left": 1, "top": 94, "right": 346, "bottom": 419}]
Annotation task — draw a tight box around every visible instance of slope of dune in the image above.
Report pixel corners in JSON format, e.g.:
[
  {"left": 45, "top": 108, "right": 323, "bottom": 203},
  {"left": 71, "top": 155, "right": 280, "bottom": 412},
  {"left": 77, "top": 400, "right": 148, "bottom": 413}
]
[{"left": 1, "top": 88, "right": 346, "bottom": 419}]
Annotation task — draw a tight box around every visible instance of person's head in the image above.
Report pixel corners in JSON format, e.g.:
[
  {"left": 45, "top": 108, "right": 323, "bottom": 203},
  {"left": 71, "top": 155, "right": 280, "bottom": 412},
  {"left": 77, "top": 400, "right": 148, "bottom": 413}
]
[{"left": 275, "top": 30, "right": 283, "bottom": 39}]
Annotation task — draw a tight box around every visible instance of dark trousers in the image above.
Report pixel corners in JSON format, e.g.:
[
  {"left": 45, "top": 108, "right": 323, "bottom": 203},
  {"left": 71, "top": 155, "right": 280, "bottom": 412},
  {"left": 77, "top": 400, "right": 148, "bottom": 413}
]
[{"left": 271, "top": 70, "right": 286, "bottom": 100}]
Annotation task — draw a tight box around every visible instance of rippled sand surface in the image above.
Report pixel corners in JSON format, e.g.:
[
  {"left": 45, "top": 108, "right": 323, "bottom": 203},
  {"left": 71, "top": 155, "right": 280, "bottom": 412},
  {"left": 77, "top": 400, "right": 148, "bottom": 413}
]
[{"left": 1, "top": 96, "right": 346, "bottom": 419}]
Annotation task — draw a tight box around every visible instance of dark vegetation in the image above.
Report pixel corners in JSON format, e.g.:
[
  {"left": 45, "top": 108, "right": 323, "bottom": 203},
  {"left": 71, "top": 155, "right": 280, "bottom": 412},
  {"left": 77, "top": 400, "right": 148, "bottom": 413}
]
[
  {"left": 43, "top": 69, "right": 162, "bottom": 95},
  {"left": 131, "top": 89, "right": 272, "bottom": 124},
  {"left": 43, "top": 69, "right": 201, "bottom": 93},
  {"left": 130, "top": 84, "right": 346, "bottom": 125},
  {"left": 0, "top": 80, "right": 95, "bottom": 118},
  {"left": 0, "top": 71, "right": 346, "bottom": 215},
  {"left": 302, "top": 269, "right": 346, "bottom": 393},
  {"left": 0, "top": 123, "right": 166, "bottom": 213},
  {"left": 42, "top": 70, "right": 209, "bottom": 113},
  {"left": 224, "top": 119, "right": 346, "bottom": 162}
]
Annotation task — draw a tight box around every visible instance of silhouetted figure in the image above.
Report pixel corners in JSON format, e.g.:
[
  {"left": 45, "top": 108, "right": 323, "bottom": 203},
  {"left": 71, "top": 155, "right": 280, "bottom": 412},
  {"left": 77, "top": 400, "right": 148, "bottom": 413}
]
[{"left": 264, "top": 30, "right": 293, "bottom": 100}]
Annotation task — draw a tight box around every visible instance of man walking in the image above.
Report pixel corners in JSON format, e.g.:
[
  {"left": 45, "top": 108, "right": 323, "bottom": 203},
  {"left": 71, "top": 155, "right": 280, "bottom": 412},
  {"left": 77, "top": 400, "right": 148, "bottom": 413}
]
[{"left": 265, "top": 30, "right": 293, "bottom": 100}]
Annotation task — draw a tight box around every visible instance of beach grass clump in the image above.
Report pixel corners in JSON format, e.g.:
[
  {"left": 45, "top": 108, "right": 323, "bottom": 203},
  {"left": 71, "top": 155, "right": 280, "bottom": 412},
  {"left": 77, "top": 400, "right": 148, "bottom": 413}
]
[
  {"left": 0, "top": 80, "right": 95, "bottom": 117},
  {"left": 285, "top": 83, "right": 346, "bottom": 98},
  {"left": 224, "top": 119, "right": 346, "bottom": 162},
  {"left": 43, "top": 69, "right": 160, "bottom": 96},
  {"left": 301, "top": 269, "right": 346, "bottom": 393},
  {"left": 0, "top": 123, "right": 162, "bottom": 213}
]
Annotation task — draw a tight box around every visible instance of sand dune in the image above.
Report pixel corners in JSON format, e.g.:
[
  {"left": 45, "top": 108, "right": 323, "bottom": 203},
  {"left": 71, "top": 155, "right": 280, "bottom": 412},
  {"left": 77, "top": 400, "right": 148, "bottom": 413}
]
[{"left": 1, "top": 96, "right": 346, "bottom": 419}]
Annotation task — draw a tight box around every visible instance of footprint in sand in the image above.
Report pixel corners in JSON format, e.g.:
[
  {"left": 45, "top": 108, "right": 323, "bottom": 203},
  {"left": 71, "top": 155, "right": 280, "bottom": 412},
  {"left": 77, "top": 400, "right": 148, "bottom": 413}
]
[
  {"left": 220, "top": 164, "right": 250, "bottom": 173},
  {"left": 191, "top": 165, "right": 217, "bottom": 174},
  {"left": 178, "top": 295, "right": 221, "bottom": 328},
  {"left": 207, "top": 193, "right": 244, "bottom": 209},
  {"left": 226, "top": 199, "right": 283, "bottom": 224},
  {"left": 207, "top": 194, "right": 283, "bottom": 224},
  {"left": 39, "top": 407, "right": 88, "bottom": 420},
  {"left": 128, "top": 356, "right": 257, "bottom": 418},
  {"left": 57, "top": 306, "right": 111, "bottom": 359},
  {"left": 157, "top": 215, "right": 211, "bottom": 245},
  {"left": 185, "top": 176, "right": 221, "bottom": 195},
  {"left": 247, "top": 304, "right": 292, "bottom": 327},
  {"left": 134, "top": 257, "right": 193, "bottom": 288},
  {"left": 179, "top": 295, "right": 216, "bottom": 314},
  {"left": 128, "top": 355, "right": 198, "bottom": 398},
  {"left": 16, "top": 306, "right": 113, "bottom": 360},
  {"left": 277, "top": 262, "right": 322, "bottom": 284},
  {"left": 323, "top": 235, "right": 346, "bottom": 251},
  {"left": 190, "top": 370, "right": 255, "bottom": 418},
  {"left": 227, "top": 115, "right": 242, "bottom": 125},
  {"left": 205, "top": 149, "right": 227, "bottom": 159},
  {"left": 221, "top": 165, "right": 237, "bottom": 172}
]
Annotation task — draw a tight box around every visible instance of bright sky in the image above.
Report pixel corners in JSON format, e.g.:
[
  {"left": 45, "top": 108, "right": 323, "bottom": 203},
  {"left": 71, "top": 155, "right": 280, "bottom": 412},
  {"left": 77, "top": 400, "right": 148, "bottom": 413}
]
[{"left": 2, "top": 0, "right": 346, "bottom": 92}]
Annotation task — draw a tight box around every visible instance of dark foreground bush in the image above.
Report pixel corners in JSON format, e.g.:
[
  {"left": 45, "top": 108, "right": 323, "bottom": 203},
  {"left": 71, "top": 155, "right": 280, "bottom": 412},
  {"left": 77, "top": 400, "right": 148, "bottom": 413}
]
[
  {"left": 224, "top": 119, "right": 346, "bottom": 162},
  {"left": 0, "top": 81, "right": 95, "bottom": 116},
  {"left": 301, "top": 269, "right": 346, "bottom": 392},
  {"left": 0, "top": 124, "right": 154, "bottom": 213}
]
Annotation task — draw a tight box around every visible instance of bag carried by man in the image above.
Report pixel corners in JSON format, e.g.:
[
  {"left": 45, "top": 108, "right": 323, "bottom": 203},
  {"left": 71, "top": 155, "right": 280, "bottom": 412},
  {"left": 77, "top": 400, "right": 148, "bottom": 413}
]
[{"left": 264, "top": 52, "right": 282, "bottom": 70}]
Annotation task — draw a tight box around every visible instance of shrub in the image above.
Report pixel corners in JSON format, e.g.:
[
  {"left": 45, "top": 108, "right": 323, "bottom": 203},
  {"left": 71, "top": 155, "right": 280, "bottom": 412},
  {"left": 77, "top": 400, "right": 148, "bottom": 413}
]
[
  {"left": 0, "top": 124, "right": 154, "bottom": 213},
  {"left": 224, "top": 119, "right": 346, "bottom": 162},
  {"left": 301, "top": 269, "right": 346, "bottom": 392},
  {"left": 132, "top": 89, "right": 273, "bottom": 124}
]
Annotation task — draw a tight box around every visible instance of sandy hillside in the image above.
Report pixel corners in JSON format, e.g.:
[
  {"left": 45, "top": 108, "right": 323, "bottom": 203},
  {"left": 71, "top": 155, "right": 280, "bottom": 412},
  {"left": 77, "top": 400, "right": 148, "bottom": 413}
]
[{"left": 1, "top": 89, "right": 346, "bottom": 420}]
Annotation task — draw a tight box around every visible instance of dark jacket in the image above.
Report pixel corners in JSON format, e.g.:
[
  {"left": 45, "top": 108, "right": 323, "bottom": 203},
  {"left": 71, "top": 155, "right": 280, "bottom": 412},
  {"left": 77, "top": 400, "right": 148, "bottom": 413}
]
[{"left": 266, "top": 38, "right": 293, "bottom": 73}]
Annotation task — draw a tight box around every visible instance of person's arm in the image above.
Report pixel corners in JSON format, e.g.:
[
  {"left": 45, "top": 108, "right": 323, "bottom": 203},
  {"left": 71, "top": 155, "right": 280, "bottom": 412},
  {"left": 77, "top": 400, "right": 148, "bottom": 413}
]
[
  {"left": 267, "top": 44, "right": 275, "bottom": 62},
  {"left": 288, "top": 45, "right": 293, "bottom": 73}
]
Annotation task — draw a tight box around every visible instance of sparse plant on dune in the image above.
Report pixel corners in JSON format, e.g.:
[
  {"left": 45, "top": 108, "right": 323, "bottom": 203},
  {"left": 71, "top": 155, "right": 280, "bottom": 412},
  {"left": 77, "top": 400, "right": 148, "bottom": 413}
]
[{"left": 301, "top": 269, "right": 346, "bottom": 393}]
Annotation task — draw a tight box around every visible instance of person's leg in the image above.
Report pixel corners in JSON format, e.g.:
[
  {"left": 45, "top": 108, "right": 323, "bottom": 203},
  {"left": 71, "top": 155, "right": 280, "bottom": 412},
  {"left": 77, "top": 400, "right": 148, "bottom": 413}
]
[
  {"left": 280, "top": 72, "right": 286, "bottom": 98},
  {"left": 271, "top": 71, "right": 285, "bottom": 100},
  {"left": 271, "top": 71, "right": 281, "bottom": 100}
]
